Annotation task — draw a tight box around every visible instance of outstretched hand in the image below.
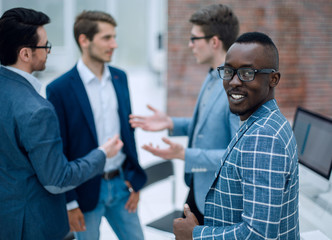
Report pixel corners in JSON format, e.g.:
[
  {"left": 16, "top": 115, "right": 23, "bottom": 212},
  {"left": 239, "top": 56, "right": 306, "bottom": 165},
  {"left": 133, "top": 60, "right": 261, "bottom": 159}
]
[
  {"left": 129, "top": 104, "right": 173, "bottom": 131},
  {"left": 142, "top": 137, "right": 185, "bottom": 160},
  {"left": 173, "top": 204, "right": 199, "bottom": 240}
]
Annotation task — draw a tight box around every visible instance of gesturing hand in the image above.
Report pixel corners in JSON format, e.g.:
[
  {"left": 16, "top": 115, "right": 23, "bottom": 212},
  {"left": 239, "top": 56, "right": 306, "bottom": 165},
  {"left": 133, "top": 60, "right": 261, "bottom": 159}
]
[
  {"left": 142, "top": 137, "right": 185, "bottom": 160},
  {"left": 173, "top": 204, "right": 199, "bottom": 240},
  {"left": 100, "top": 134, "right": 123, "bottom": 158},
  {"left": 129, "top": 105, "right": 173, "bottom": 131}
]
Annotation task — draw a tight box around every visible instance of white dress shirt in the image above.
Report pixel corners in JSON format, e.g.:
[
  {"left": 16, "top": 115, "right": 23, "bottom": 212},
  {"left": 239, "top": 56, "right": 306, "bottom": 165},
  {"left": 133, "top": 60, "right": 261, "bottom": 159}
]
[{"left": 77, "top": 59, "right": 125, "bottom": 173}]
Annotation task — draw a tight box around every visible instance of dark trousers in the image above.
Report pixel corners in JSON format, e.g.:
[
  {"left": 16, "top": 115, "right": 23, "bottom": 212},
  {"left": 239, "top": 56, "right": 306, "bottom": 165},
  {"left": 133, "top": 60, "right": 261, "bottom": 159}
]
[{"left": 183, "top": 181, "right": 204, "bottom": 225}]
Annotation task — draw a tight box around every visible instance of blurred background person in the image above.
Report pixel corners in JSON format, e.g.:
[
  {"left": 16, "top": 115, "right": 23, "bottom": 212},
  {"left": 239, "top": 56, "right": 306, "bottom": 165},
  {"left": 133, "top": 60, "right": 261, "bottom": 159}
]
[
  {"left": 47, "top": 10, "right": 146, "bottom": 240},
  {"left": 130, "top": 4, "right": 240, "bottom": 225}
]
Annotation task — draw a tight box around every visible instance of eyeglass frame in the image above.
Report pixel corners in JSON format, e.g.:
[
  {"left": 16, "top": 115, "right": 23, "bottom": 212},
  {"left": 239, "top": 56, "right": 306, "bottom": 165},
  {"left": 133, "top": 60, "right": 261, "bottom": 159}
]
[
  {"left": 26, "top": 41, "right": 52, "bottom": 53},
  {"left": 190, "top": 35, "right": 214, "bottom": 43},
  {"left": 217, "top": 66, "right": 276, "bottom": 82}
]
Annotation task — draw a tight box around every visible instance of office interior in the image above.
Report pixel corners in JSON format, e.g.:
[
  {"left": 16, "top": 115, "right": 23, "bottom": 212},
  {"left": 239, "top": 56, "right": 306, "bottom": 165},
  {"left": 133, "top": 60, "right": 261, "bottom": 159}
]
[{"left": 1, "top": 1, "right": 332, "bottom": 239}]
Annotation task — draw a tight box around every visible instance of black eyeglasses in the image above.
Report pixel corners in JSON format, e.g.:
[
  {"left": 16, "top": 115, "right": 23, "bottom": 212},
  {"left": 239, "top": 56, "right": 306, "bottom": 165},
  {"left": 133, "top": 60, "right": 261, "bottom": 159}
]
[
  {"left": 190, "top": 35, "right": 214, "bottom": 43},
  {"left": 217, "top": 66, "right": 276, "bottom": 82},
  {"left": 27, "top": 41, "right": 52, "bottom": 53}
]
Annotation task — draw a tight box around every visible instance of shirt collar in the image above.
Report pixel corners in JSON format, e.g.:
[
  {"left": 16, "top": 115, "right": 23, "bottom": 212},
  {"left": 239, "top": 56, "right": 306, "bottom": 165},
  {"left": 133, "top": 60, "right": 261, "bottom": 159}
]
[
  {"left": 4, "top": 66, "right": 42, "bottom": 93},
  {"left": 77, "top": 59, "right": 111, "bottom": 85},
  {"left": 209, "top": 68, "right": 219, "bottom": 81}
]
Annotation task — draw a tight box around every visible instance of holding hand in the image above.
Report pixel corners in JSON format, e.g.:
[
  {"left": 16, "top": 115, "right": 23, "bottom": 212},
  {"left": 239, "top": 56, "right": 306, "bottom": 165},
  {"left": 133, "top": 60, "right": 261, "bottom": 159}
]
[
  {"left": 100, "top": 134, "right": 123, "bottom": 158},
  {"left": 173, "top": 204, "right": 199, "bottom": 240},
  {"left": 129, "top": 104, "right": 173, "bottom": 131},
  {"left": 142, "top": 137, "right": 185, "bottom": 160}
]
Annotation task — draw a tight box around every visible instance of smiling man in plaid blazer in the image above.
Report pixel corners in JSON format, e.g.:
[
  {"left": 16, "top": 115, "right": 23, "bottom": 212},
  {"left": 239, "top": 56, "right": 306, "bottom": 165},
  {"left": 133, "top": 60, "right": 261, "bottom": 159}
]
[{"left": 173, "top": 32, "right": 300, "bottom": 240}]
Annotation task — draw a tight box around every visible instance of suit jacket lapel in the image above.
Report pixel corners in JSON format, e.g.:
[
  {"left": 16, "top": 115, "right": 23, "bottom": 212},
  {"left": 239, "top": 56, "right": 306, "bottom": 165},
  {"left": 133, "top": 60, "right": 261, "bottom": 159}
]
[
  {"left": 195, "top": 85, "right": 222, "bottom": 134},
  {"left": 109, "top": 67, "right": 123, "bottom": 122},
  {"left": 69, "top": 66, "right": 98, "bottom": 144}
]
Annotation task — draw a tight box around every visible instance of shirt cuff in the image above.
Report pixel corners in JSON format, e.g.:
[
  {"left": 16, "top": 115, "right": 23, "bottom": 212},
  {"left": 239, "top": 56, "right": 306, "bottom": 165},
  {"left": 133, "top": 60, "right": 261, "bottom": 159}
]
[
  {"left": 98, "top": 146, "right": 107, "bottom": 157},
  {"left": 66, "top": 200, "right": 79, "bottom": 211}
]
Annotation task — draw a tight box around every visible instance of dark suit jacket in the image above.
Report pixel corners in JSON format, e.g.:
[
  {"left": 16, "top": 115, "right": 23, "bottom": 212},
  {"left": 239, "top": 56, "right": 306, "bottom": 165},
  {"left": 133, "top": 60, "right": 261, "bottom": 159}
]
[
  {"left": 0, "top": 67, "right": 106, "bottom": 239},
  {"left": 46, "top": 65, "right": 147, "bottom": 212}
]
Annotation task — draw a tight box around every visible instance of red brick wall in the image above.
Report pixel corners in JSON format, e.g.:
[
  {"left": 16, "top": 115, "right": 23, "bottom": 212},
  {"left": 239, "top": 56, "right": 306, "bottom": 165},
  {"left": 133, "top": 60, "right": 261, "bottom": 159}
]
[{"left": 167, "top": 0, "right": 332, "bottom": 120}]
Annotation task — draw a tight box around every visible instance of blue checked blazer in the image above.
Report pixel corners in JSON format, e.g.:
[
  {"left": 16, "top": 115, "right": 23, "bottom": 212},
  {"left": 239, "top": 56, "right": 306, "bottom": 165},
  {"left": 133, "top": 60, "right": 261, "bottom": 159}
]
[{"left": 193, "top": 100, "right": 300, "bottom": 240}]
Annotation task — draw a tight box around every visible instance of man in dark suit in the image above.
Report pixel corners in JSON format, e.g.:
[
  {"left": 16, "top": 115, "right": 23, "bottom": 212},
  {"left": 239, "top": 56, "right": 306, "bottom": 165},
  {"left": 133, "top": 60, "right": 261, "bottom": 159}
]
[
  {"left": 46, "top": 11, "right": 147, "bottom": 240},
  {"left": 0, "top": 8, "right": 123, "bottom": 240}
]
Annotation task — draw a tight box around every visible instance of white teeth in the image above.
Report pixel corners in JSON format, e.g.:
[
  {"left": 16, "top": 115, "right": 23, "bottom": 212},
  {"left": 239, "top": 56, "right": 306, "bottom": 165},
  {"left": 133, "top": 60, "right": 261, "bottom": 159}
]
[{"left": 231, "top": 94, "right": 244, "bottom": 100}]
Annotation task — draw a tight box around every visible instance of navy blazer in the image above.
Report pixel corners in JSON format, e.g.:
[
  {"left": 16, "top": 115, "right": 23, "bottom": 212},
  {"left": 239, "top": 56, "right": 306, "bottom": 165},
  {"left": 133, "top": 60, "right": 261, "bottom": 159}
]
[
  {"left": 46, "top": 65, "right": 147, "bottom": 212},
  {"left": 0, "top": 66, "right": 106, "bottom": 239}
]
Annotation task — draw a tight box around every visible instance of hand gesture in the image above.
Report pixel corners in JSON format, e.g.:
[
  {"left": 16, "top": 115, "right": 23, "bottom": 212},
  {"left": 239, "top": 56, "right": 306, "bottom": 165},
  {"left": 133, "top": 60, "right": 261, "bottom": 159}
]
[
  {"left": 173, "top": 204, "right": 199, "bottom": 240},
  {"left": 100, "top": 134, "right": 123, "bottom": 158},
  {"left": 68, "top": 207, "right": 86, "bottom": 232},
  {"left": 129, "top": 104, "right": 173, "bottom": 131},
  {"left": 142, "top": 137, "right": 185, "bottom": 160}
]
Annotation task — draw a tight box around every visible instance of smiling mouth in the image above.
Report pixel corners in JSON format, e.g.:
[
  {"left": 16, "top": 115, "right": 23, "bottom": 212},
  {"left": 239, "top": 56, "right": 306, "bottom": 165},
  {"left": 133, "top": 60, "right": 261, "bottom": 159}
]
[{"left": 230, "top": 94, "right": 245, "bottom": 100}]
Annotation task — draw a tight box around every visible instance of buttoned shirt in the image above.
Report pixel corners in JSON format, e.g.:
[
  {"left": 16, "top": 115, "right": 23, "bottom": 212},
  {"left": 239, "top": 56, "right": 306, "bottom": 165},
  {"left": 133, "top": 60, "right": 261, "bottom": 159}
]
[
  {"left": 193, "top": 99, "right": 300, "bottom": 239},
  {"left": 77, "top": 59, "right": 125, "bottom": 172}
]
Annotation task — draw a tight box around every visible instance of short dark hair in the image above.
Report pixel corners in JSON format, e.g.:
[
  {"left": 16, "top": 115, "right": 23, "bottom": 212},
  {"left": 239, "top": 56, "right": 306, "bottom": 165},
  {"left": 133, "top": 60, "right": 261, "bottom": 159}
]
[
  {"left": 235, "top": 32, "right": 279, "bottom": 70},
  {"left": 189, "top": 4, "right": 239, "bottom": 51},
  {"left": 0, "top": 8, "right": 50, "bottom": 66},
  {"left": 74, "top": 10, "right": 117, "bottom": 51}
]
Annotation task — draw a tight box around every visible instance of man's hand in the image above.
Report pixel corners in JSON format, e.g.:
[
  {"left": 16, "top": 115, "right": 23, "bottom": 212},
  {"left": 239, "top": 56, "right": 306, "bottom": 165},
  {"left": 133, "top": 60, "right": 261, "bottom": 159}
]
[
  {"left": 124, "top": 181, "right": 140, "bottom": 213},
  {"left": 142, "top": 137, "right": 185, "bottom": 160},
  {"left": 68, "top": 208, "right": 86, "bottom": 232},
  {"left": 129, "top": 105, "right": 173, "bottom": 131},
  {"left": 100, "top": 134, "right": 123, "bottom": 158},
  {"left": 173, "top": 204, "right": 199, "bottom": 240}
]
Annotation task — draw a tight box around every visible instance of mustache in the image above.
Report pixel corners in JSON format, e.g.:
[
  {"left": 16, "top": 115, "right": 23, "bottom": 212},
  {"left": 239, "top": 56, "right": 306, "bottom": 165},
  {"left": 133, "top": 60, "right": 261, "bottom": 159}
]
[{"left": 227, "top": 88, "right": 246, "bottom": 95}]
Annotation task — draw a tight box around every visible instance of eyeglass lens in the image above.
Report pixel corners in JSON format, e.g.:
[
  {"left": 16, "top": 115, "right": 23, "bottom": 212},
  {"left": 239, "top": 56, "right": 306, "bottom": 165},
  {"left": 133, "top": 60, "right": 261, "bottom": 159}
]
[{"left": 223, "top": 68, "right": 255, "bottom": 81}]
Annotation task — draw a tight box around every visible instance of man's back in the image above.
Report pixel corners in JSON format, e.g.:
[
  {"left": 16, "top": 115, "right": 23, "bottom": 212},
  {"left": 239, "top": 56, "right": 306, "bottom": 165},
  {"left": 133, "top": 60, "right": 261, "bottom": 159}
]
[{"left": 0, "top": 66, "right": 70, "bottom": 239}]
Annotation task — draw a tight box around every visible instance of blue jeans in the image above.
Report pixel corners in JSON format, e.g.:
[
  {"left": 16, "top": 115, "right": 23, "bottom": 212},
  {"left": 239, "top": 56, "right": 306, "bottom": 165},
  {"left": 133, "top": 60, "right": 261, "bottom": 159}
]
[{"left": 74, "top": 174, "right": 144, "bottom": 240}]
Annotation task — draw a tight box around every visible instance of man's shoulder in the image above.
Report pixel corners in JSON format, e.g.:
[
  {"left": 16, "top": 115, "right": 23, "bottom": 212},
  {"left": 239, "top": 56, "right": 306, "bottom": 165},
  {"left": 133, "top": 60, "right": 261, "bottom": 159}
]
[
  {"left": 107, "top": 65, "right": 127, "bottom": 78},
  {"left": 250, "top": 110, "right": 289, "bottom": 134},
  {"left": 47, "top": 66, "right": 78, "bottom": 90}
]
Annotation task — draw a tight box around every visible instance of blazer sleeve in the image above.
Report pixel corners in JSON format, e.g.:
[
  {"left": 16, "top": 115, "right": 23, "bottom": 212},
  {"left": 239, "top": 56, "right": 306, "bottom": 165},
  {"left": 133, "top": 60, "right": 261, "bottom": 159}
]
[
  {"left": 170, "top": 117, "right": 192, "bottom": 136},
  {"left": 20, "top": 104, "right": 106, "bottom": 195},
  {"left": 184, "top": 111, "right": 239, "bottom": 172}
]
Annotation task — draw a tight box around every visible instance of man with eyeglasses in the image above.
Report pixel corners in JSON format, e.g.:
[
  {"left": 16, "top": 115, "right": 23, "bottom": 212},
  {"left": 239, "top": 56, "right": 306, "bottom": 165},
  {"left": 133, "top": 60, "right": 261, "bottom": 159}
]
[
  {"left": 0, "top": 8, "right": 123, "bottom": 240},
  {"left": 174, "top": 32, "right": 300, "bottom": 240},
  {"left": 129, "top": 4, "right": 240, "bottom": 224}
]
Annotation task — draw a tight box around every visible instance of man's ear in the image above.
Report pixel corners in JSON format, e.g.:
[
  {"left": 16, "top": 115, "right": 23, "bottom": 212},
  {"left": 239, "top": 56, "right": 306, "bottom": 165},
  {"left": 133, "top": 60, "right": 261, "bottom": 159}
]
[
  {"left": 78, "top": 34, "right": 90, "bottom": 49},
  {"left": 18, "top": 47, "right": 32, "bottom": 63},
  {"left": 211, "top": 35, "right": 221, "bottom": 49},
  {"left": 270, "top": 72, "right": 281, "bottom": 88}
]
